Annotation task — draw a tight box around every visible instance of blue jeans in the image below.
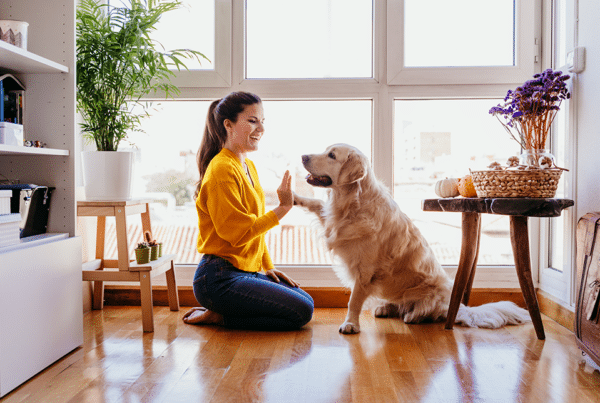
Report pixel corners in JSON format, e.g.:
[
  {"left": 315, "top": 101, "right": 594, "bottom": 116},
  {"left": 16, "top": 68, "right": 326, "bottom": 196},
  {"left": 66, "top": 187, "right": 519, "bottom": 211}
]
[{"left": 192, "top": 254, "right": 314, "bottom": 330}]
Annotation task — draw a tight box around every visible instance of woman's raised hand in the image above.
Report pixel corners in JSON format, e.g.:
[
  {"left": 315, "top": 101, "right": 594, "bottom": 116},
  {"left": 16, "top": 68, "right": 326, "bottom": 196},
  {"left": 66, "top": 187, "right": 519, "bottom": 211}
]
[
  {"left": 277, "top": 170, "right": 293, "bottom": 208},
  {"left": 273, "top": 170, "right": 293, "bottom": 220}
]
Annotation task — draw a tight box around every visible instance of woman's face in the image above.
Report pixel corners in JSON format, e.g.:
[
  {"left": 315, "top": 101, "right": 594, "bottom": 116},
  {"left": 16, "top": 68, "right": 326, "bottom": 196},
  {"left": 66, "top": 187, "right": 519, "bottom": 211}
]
[{"left": 224, "top": 103, "right": 265, "bottom": 156}]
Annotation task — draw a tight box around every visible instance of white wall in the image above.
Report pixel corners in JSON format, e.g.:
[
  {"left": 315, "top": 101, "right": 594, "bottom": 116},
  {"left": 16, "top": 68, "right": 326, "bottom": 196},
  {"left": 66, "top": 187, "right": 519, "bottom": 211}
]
[{"left": 575, "top": 1, "right": 600, "bottom": 216}]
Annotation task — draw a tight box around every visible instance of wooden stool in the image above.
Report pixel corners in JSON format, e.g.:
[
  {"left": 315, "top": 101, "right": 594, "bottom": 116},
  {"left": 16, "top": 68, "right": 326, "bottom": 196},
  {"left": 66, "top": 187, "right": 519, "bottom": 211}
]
[
  {"left": 422, "top": 198, "right": 574, "bottom": 340},
  {"left": 78, "top": 200, "right": 179, "bottom": 332}
]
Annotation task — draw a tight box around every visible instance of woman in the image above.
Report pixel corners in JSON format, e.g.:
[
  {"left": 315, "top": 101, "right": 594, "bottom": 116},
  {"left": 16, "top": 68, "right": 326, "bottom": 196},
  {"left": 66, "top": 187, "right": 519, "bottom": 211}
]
[{"left": 182, "top": 91, "right": 314, "bottom": 330}]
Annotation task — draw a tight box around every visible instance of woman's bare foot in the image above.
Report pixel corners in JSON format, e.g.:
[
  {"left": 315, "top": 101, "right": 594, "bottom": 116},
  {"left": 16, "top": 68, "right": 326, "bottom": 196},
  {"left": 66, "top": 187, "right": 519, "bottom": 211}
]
[{"left": 182, "top": 307, "right": 224, "bottom": 325}]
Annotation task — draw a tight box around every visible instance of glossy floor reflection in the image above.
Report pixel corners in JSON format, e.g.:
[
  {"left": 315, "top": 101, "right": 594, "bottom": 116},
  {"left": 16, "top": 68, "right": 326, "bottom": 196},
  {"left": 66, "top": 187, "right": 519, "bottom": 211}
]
[{"left": 2, "top": 307, "right": 600, "bottom": 402}]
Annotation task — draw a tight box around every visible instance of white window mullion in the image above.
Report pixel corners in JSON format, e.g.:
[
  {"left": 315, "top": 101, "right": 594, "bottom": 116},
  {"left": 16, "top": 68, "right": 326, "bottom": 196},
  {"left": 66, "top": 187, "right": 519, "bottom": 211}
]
[
  {"left": 232, "top": 0, "right": 245, "bottom": 87},
  {"left": 373, "top": 92, "right": 394, "bottom": 189}
]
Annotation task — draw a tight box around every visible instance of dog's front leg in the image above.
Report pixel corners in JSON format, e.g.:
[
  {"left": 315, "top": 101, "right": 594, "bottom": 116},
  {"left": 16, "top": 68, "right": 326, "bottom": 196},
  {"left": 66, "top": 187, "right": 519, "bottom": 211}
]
[
  {"left": 340, "top": 282, "right": 370, "bottom": 334},
  {"left": 293, "top": 192, "right": 326, "bottom": 225}
]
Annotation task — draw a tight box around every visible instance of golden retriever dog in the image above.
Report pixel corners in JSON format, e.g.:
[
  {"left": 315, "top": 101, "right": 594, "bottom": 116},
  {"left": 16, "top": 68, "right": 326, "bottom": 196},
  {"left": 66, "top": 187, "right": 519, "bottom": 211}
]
[{"left": 293, "top": 144, "right": 531, "bottom": 334}]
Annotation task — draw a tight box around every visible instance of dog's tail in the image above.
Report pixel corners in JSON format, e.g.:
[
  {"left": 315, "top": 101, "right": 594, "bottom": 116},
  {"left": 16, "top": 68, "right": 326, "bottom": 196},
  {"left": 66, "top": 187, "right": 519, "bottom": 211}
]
[{"left": 454, "top": 301, "right": 531, "bottom": 329}]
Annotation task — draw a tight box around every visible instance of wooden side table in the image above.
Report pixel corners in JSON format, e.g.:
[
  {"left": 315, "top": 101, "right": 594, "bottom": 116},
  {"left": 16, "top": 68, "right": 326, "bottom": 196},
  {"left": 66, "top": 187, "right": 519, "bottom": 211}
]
[
  {"left": 422, "top": 198, "right": 574, "bottom": 340},
  {"left": 78, "top": 199, "right": 179, "bottom": 332}
]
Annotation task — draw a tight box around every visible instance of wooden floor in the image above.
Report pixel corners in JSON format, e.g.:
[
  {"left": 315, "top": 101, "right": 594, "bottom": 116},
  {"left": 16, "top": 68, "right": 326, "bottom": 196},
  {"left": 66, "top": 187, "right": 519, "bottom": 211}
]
[{"left": 2, "top": 307, "right": 600, "bottom": 403}]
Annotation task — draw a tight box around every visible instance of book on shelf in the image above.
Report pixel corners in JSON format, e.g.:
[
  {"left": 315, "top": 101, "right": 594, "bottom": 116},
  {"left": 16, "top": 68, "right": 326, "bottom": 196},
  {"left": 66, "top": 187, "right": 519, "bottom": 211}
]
[
  {"left": 3, "top": 90, "right": 24, "bottom": 124},
  {"left": 0, "top": 79, "right": 3, "bottom": 122},
  {"left": 0, "top": 73, "right": 25, "bottom": 124}
]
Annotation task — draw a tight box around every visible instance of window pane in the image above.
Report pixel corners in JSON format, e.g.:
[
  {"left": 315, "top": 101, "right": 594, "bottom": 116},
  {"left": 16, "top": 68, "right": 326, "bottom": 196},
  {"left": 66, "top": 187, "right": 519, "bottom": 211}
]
[
  {"left": 394, "top": 100, "right": 521, "bottom": 265},
  {"left": 554, "top": 0, "right": 568, "bottom": 68},
  {"left": 549, "top": 107, "right": 567, "bottom": 271},
  {"left": 123, "top": 101, "right": 210, "bottom": 265},
  {"left": 246, "top": 0, "right": 373, "bottom": 78},
  {"left": 110, "top": 0, "right": 215, "bottom": 70},
  {"left": 404, "top": 0, "right": 515, "bottom": 67},
  {"left": 153, "top": 0, "right": 215, "bottom": 70},
  {"left": 105, "top": 100, "right": 371, "bottom": 265}
]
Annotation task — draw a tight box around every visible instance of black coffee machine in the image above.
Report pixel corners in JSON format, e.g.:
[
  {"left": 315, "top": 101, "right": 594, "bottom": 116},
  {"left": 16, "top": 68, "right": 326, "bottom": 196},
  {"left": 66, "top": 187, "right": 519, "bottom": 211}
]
[{"left": 0, "top": 184, "right": 54, "bottom": 238}]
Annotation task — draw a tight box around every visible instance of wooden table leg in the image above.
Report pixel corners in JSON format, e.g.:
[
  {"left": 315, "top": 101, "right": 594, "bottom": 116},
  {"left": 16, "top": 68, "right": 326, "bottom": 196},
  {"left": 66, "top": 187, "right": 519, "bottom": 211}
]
[
  {"left": 446, "top": 212, "right": 482, "bottom": 330},
  {"left": 463, "top": 216, "right": 481, "bottom": 306},
  {"left": 93, "top": 216, "right": 106, "bottom": 310},
  {"left": 140, "top": 272, "right": 154, "bottom": 332},
  {"left": 165, "top": 260, "right": 180, "bottom": 311},
  {"left": 509, "top": 215, "right": 545, "bottom": 340}
]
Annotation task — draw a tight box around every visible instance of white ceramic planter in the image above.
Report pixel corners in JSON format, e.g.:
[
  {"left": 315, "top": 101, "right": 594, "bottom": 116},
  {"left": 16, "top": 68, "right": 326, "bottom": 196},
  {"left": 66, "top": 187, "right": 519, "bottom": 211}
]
[{"left": 81, "top": 151, "right": 134, "bottom": 201}]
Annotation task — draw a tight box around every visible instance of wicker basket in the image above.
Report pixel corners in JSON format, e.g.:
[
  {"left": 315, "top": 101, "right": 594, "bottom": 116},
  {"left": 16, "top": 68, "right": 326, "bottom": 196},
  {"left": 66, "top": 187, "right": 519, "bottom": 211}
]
[{"left": 471, "top": 168, "right": 563, "bottom": 198}]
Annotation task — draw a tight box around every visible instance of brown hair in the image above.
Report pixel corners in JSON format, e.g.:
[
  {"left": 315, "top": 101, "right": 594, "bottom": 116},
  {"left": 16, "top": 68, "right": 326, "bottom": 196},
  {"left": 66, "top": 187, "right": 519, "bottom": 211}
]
[{"left": 195, "top": 91, "right": 262, "bottom": 198}]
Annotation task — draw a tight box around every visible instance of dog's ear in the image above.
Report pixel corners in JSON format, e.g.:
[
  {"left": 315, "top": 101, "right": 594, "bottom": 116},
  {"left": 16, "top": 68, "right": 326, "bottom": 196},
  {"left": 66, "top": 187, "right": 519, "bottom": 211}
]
[{"left": 339, "top": 151, "right": 367, "bottom": 185}]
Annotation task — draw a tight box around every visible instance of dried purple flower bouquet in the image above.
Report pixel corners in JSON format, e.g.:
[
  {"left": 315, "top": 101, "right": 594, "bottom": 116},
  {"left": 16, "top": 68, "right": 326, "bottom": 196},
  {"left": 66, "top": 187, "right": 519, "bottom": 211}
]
[{"left": 489, "top": 69, "right": 571, "bottom": 151}]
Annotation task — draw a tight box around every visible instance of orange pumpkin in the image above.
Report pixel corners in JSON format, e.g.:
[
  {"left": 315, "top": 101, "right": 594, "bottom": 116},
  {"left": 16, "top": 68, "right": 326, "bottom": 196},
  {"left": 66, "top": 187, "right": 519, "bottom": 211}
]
[{"left": 457, "top": 175, "right": 478, "bottom": 197}]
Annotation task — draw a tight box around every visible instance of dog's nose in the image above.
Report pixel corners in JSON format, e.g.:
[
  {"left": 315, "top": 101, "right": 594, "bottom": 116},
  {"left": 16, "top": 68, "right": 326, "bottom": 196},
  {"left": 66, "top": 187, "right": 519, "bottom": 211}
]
[{"left": 302, "top": 155, "right": 310, "bottom": 165}]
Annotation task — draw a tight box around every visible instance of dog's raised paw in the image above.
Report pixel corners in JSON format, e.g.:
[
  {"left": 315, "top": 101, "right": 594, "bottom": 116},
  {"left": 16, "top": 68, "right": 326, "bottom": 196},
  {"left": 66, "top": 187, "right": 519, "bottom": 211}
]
[
  {"left": 292, "top": 192, "right": 304, "bottom": 206},
  {"left": 339, "top": 322, "right": 360, "bottom": 334}
]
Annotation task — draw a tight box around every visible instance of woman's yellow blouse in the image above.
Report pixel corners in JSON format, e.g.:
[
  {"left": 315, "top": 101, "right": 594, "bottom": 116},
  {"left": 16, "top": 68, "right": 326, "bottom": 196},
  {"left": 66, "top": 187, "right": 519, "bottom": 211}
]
[{"left": 196, "top": 148, "right": 279, "bottom": 272}]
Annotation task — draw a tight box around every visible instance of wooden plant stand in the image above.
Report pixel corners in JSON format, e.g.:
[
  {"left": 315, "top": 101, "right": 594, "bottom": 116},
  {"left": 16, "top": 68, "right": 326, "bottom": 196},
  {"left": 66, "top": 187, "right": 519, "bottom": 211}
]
[{"left": 78, "top": 200, "right": 179, "bottom": 332}]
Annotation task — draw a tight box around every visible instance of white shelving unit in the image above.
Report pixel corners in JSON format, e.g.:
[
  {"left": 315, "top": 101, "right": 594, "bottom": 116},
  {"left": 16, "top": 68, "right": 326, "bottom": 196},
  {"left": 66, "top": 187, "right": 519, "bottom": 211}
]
[
  {"left": 0, "top": 40, "right": 69, "bottom": 73},
  {"left": 0, "top": 1, "right": 82, "bottom": 397},
  {"left": 0, "top": 144, "right": 69, "bottom": 156}
]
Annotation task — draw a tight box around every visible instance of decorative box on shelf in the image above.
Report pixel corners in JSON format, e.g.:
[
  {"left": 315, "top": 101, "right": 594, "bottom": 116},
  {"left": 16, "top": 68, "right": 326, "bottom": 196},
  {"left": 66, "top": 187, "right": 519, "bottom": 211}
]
[
  {"left": 0, "top": 213, "right": 21, "bottom": 247},
  {"left": 0, "top": 20, "right": 28, "bottom": 50},
  {"left": 0, "top": 189, "right": 10, "bottom": 214},
  {"left": 0, "top": 122, "right": 23, "bottom": 146}
]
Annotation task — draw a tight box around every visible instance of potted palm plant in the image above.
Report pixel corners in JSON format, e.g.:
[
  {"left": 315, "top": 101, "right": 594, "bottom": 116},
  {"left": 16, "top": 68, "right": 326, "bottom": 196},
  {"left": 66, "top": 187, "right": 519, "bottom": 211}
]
[{"left": 76, "top": 0, "right": 208, "bottom": 200}]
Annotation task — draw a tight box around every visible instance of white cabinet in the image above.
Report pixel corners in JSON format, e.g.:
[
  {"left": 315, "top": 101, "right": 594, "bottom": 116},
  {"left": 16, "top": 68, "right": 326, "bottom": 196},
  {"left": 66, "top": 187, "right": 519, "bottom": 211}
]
[
  {"left": 0, "top": 0, "right": 82, "bottom": 397},
  {"left": 0, "top": 236, "right": 82, "bottom": 397}
]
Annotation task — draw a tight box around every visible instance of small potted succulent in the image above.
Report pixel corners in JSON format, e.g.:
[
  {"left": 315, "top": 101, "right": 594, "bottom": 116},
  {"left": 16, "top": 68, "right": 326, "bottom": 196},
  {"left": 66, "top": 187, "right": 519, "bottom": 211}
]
[
  {"left": 144, "top": 231, "right": 162, "bottom": 260},
  {"left": 135, "top": 242, "right": 150, "bottom": 264}
]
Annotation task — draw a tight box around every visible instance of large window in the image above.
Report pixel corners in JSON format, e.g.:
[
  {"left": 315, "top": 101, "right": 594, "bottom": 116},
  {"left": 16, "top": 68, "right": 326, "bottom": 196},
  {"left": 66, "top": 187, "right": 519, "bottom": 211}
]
[{"left": 93, "top": 0, "right": 555, "bottom": 287}]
